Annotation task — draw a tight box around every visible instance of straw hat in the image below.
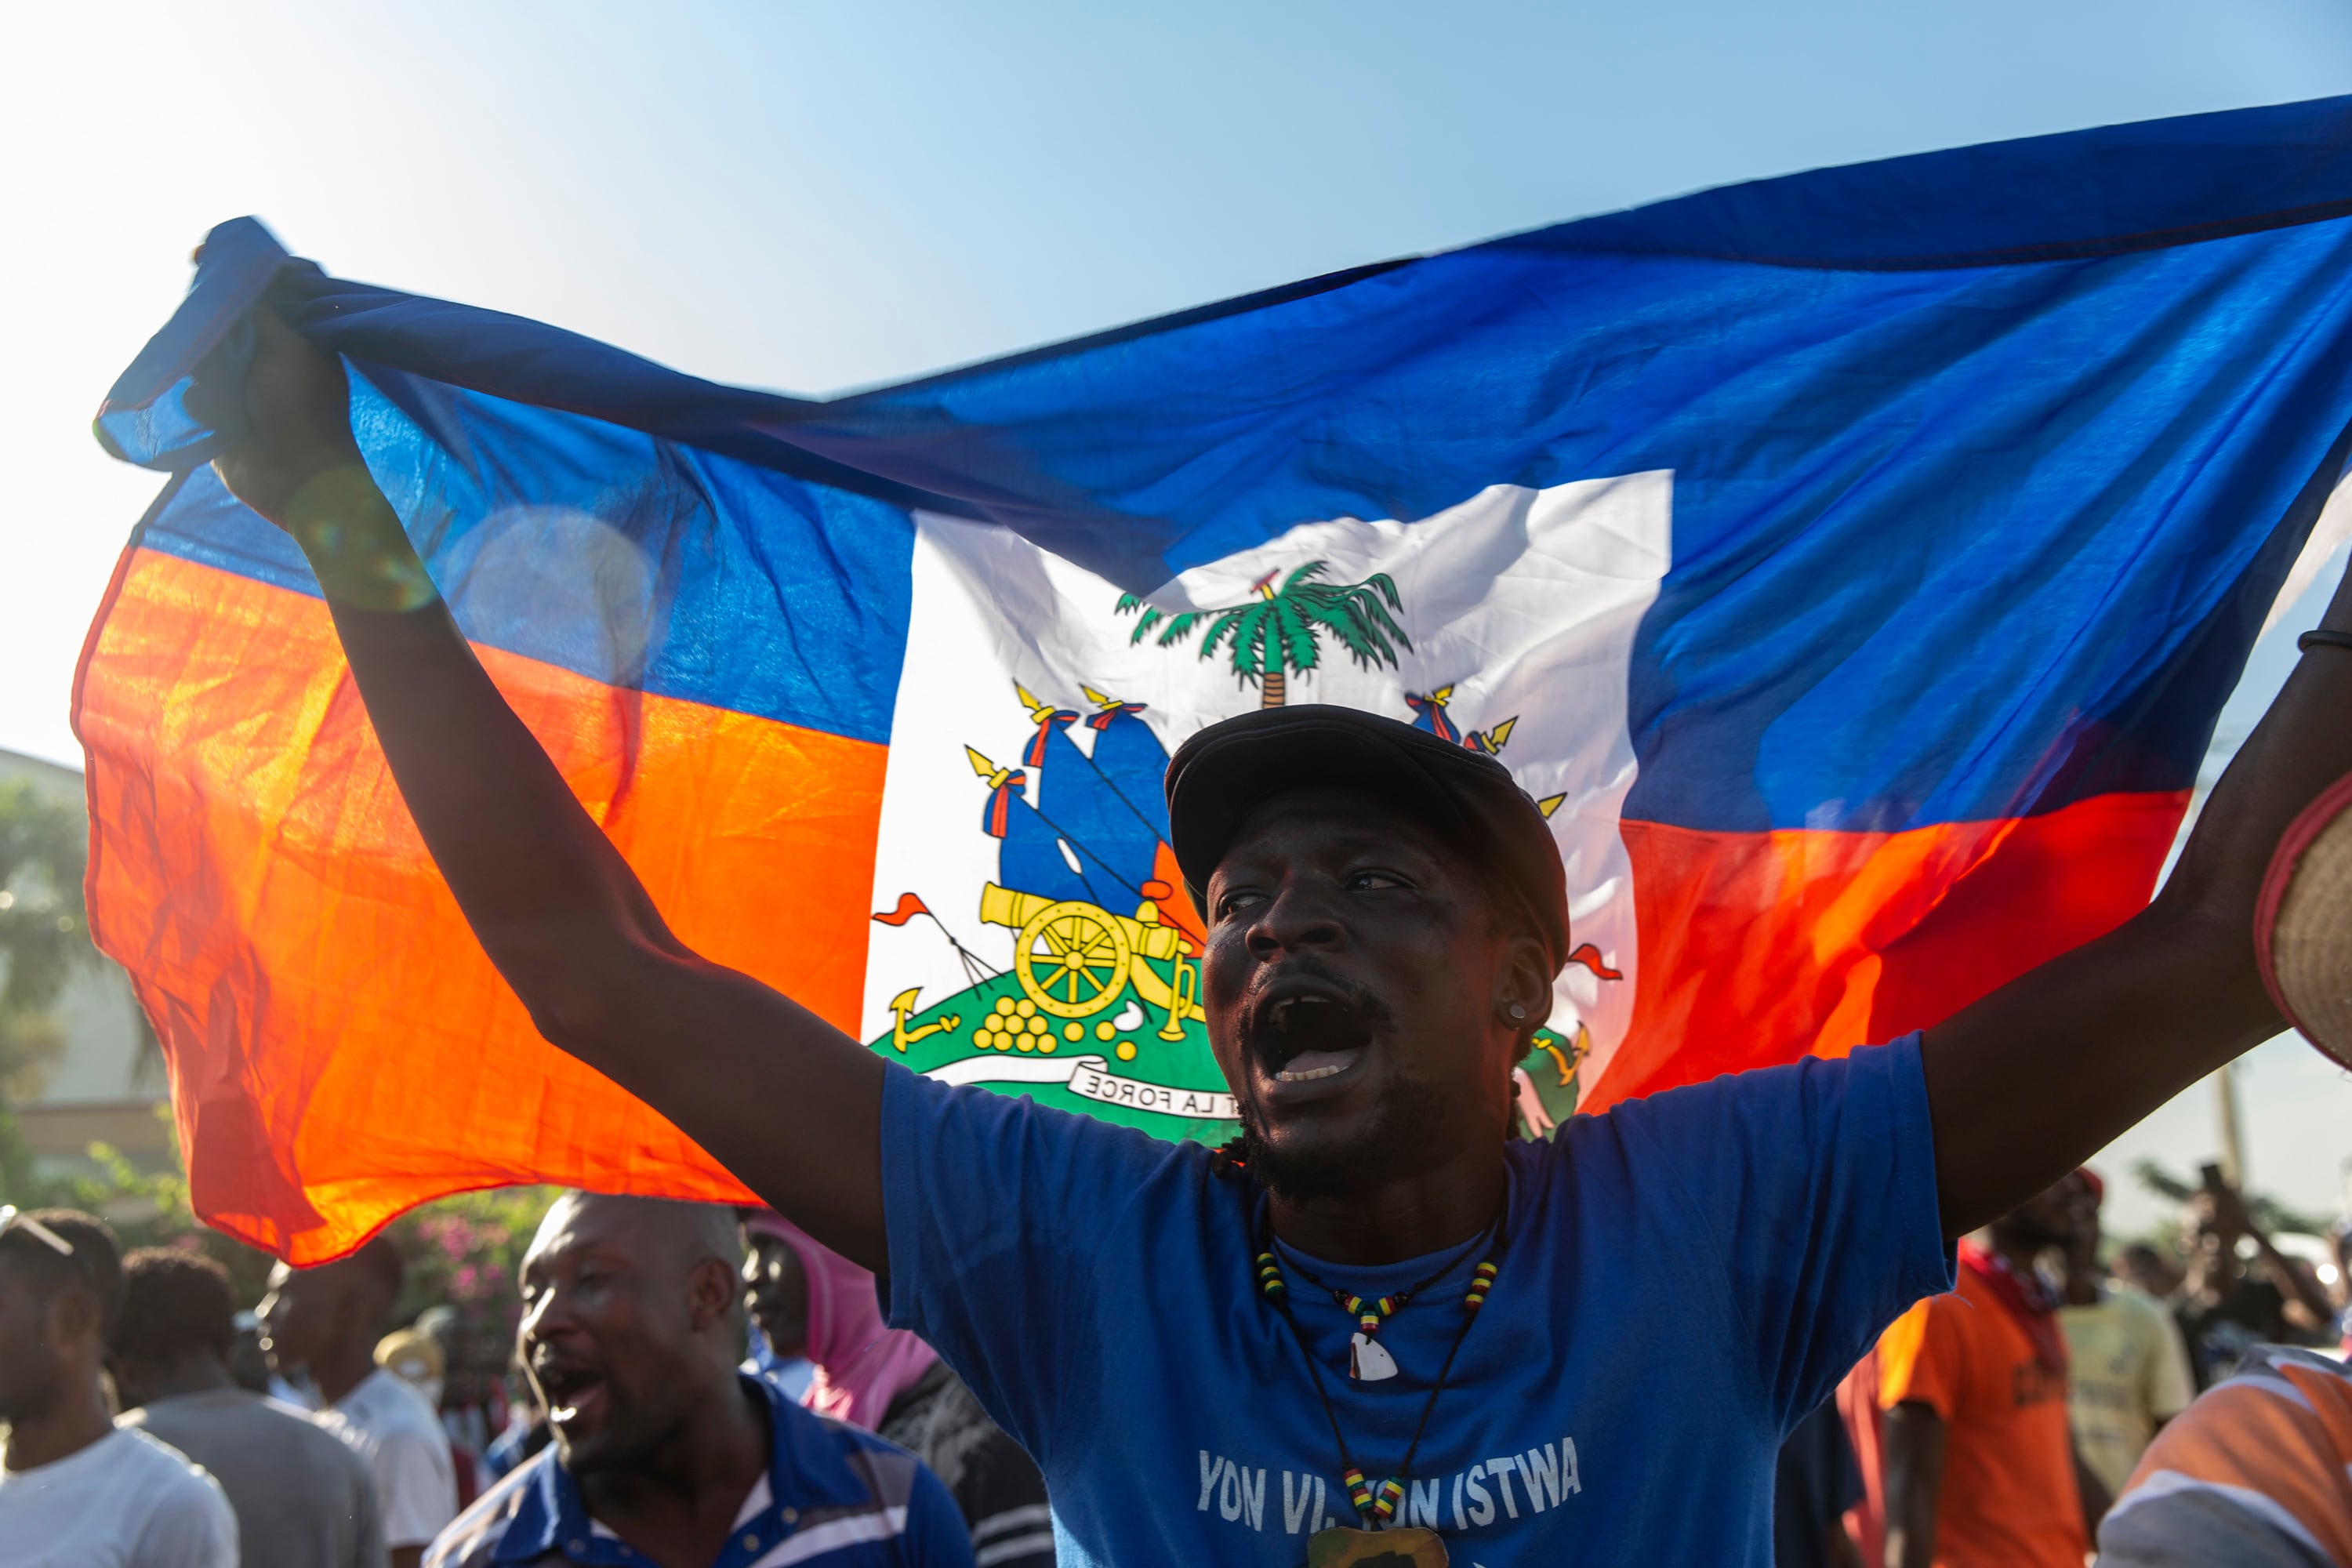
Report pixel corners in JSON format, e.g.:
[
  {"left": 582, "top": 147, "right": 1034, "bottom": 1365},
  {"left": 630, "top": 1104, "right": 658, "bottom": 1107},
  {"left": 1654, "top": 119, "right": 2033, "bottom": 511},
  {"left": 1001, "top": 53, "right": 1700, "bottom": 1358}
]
[
  {"left": 2256, "top": 769, "right": 2352, "bottom": 1067},
  {"left": 375, "top": 1326, "right": 445, "bottom": 1386}
]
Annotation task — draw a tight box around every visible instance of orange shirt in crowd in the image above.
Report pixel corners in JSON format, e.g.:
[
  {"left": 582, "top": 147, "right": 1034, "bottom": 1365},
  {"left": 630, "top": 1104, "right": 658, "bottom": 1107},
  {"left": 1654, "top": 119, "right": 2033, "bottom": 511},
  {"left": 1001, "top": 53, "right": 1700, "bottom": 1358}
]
[
  {"left": 1876, "top": 1264, "right": 2089, "bottom": 1568},
  {"left": 1835, "top": 1348, "right": 1888, "bottom": 1566}
]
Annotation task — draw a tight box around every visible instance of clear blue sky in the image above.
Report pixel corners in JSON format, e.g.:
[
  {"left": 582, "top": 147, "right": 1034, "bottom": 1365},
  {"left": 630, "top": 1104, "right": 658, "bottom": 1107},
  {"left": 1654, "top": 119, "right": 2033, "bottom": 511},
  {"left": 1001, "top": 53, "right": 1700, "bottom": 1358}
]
[{"left": 5, "top": 0, "right": 2351, "bottom": 1229}]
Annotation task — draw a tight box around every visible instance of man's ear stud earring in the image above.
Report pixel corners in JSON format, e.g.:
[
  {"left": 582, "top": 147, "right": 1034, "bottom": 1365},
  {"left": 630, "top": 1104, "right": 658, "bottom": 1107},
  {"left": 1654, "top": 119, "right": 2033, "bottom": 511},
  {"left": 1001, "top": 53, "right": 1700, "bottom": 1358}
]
[{"left": 1507, "top": 1004, "right": 1528, "bottom": 1021}]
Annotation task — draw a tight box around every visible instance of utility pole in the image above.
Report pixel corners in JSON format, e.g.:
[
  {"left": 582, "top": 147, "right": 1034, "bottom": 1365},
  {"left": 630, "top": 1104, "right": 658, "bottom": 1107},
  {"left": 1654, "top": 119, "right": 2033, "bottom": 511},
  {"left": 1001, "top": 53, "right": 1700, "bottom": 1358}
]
[{"left": 2214, "top": 1061, "right": 2246, "bottom": 1189}]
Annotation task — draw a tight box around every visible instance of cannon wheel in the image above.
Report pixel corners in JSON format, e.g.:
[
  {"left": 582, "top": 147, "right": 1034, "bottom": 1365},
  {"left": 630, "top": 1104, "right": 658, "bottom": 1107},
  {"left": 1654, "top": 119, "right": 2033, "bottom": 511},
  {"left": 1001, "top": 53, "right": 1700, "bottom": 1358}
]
[{"left": 1013, "top": 900, "right": 1135, "bottom": 1019}]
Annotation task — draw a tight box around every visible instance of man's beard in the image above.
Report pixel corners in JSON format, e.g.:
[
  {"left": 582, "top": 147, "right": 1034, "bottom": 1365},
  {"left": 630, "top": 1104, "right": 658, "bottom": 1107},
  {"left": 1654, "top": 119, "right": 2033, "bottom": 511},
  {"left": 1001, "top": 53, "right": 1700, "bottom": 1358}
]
[
  {"left": 555, "top": 1388, "right": 688, "bottom": 1482},
  {"left": 1236, "top": 1074, "right": 1450, "bottom": 1203}
]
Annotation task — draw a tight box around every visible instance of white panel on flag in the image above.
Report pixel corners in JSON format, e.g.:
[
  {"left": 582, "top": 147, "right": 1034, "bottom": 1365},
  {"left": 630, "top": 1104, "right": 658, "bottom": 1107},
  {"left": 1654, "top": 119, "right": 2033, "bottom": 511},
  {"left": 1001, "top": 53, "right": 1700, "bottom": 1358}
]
[{"left": 862, "top": 473, "right": 1671, "bottom": 1137}]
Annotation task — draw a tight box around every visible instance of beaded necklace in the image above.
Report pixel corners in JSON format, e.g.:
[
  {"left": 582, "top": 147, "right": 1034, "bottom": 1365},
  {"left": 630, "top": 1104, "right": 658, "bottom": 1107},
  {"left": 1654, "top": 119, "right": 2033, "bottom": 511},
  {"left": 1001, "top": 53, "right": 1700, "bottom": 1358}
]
[
  {"left": 1275, "top": 1247, "right": 1468, "bottom": 1381},
  {"left": 1253, "top": 1207, "right": 1505, "bottom": 1531}
]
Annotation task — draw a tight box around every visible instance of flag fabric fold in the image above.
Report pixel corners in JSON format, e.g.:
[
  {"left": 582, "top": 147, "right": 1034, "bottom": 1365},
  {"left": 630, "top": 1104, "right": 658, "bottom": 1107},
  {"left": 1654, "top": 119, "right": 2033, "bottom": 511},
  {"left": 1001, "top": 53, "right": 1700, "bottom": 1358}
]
[{"left": 82, "top": 96, "right": 2352, "bottom": 1261}]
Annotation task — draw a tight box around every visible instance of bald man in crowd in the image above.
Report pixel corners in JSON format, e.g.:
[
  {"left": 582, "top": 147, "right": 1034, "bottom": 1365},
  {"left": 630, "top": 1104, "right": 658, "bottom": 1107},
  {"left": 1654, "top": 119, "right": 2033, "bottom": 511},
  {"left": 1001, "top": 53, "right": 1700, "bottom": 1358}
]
[
  {"left": 260, "top": 1236, "right": 458, "bottom": 1567},
  {"left": 430, "top": 1192, "right": 971, "bottom": 1568}
]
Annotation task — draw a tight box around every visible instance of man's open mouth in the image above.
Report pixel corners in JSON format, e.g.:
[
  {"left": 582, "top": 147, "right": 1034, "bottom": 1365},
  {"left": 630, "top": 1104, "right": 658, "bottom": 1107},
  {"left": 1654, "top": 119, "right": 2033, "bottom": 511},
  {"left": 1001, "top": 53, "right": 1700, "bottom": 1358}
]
[
  {"left": 1253, "top": 985, "right": 1377, "bottom": 1086},
  {"left": 534, "top": 1359, "right": 609, "bottom": 1425}
]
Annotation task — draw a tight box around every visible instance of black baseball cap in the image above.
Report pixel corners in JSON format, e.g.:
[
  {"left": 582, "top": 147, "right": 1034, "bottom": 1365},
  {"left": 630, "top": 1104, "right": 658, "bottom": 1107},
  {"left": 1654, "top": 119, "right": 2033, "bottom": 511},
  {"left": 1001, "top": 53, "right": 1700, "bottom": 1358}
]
[{"left": 1163, "top": 705, "right": 1571, "bottom": 974}]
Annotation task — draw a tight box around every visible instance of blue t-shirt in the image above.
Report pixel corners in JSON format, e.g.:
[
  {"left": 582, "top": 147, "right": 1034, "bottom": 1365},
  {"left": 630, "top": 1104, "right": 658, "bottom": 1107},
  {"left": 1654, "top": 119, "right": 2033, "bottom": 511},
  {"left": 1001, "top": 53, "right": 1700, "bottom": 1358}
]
[{"left": 883, "top": 1033, "right": 1951, "bottom": 1566}]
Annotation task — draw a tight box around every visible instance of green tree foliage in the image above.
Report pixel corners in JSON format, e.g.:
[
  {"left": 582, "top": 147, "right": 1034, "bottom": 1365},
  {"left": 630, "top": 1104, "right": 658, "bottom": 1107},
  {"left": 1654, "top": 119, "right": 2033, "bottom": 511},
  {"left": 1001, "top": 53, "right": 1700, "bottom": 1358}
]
[
  {"left": 2131, "top": 1156, "right": 2330, "bottom": 1238},
  {"left": 1118, "top": 562, "right": 1410, "bottom": 708},
  {"left": 0, "top": 778, "right": 90, "bottom": 1105},
  {"left": 0, "top": 778, "right": 97, "bottom": 1194}
]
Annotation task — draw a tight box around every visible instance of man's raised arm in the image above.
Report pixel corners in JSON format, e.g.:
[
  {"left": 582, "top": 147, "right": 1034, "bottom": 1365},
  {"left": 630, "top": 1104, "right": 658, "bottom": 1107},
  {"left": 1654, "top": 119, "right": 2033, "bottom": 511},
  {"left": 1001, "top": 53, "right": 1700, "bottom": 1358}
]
[
  {"left": 1924, "top": 548, "right": 2352, "bottom": 1237},
  {"left": 192, "top": 308, "right": 889, "bottom": 1268}
]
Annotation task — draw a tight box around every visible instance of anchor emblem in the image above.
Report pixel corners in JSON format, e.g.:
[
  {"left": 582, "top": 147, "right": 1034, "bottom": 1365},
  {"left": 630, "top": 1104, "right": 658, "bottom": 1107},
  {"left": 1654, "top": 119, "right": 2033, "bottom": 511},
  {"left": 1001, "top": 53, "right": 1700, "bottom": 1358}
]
[{"left": 887, "top": 988, "right": 962, "bottom": 1053}]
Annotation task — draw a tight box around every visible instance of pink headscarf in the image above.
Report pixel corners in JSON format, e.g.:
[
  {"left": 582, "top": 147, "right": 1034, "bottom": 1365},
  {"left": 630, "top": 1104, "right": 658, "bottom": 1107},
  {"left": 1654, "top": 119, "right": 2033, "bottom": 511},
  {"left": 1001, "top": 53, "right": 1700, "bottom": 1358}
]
[{"left": 742, "top": 1210, "right": 938, "bottom": 1431}]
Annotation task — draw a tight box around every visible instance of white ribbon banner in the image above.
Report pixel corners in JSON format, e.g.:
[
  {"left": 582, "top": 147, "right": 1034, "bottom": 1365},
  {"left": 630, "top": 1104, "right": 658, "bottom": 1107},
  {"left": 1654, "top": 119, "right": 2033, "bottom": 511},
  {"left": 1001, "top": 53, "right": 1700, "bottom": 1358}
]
[{"left": 924, "top": 1054, "right": 1240, "bottom": 1122}]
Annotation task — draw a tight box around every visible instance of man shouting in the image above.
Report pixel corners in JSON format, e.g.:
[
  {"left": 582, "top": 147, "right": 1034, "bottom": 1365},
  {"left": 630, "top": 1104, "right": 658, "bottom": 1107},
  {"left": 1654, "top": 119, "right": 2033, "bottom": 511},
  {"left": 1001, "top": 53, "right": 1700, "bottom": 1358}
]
[{"left": 187, "top": 307, "right": 2352, "bottom": 1566}]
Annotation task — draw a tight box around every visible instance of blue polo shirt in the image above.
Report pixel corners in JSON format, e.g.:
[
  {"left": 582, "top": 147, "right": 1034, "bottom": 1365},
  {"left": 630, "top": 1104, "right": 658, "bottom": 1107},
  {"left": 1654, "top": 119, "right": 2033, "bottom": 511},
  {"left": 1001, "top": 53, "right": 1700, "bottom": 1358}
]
[
  {"left": 426, "top": 1373, "right": 971, "bottom": 1568},
  {"left": 884, "top": 1033, "right": 1952, "bottom": 1566}
]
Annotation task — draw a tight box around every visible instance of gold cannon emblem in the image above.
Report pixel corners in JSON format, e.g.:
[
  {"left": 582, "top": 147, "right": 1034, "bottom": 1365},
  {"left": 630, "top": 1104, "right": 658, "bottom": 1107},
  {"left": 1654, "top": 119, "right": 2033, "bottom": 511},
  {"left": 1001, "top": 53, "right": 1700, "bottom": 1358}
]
[{"left": 978, "top": 881, "right": 1200, "bottom": 1042}]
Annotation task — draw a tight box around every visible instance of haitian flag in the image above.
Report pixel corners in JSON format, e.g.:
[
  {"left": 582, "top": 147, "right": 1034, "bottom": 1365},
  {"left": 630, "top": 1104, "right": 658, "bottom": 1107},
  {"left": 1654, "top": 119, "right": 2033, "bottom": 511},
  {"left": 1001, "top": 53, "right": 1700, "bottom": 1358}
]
[{"left": 84, "top": 96, "right": 2352, "bottom": 1262}]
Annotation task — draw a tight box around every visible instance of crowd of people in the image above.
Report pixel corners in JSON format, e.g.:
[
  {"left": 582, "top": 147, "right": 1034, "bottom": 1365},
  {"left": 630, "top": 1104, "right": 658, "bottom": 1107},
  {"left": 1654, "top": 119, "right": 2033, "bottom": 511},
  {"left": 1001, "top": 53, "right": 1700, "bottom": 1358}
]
[
  {"left": 5, "top": 1152, "right": 2352, "bottom": 1566},
  {"left": 1770, "top": 1165, "right": 2352, "bottom": 1567},
  {"left": 0, "top": 1192, "right": 1056, "bottom": 1567}
]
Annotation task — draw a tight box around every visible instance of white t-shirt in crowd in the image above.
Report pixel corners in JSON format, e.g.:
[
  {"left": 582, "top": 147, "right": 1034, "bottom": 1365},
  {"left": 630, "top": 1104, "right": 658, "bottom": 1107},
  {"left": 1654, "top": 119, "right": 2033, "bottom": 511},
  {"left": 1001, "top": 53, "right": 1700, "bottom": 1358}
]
[
  {"left": 316, "top": 1367, "right": 459, "bottom": 1550},
  {"left": 0, "top": 1427, "right": 238, "bottom": 1567}
]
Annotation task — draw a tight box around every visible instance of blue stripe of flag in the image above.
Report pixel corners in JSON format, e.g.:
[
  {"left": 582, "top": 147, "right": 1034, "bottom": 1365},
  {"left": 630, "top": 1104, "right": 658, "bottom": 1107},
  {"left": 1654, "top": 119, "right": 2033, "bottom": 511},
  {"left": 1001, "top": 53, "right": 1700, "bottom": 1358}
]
[{"left": 101, "top": 95, "right": 2352, "bottom": 833}]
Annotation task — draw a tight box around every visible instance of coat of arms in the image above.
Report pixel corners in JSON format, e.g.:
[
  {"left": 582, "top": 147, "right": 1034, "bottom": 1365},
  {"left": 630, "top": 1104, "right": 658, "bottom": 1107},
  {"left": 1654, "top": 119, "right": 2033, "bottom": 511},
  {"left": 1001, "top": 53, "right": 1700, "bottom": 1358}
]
[{"left": 859, "top": 534, "right": 1630, "bottom": 1142}]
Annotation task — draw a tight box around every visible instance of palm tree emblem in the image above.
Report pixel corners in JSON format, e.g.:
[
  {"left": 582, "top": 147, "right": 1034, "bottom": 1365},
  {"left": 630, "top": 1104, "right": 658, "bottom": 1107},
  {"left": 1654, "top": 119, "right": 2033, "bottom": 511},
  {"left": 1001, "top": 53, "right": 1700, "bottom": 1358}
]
[{"left": 1116, "top": 562, "right": 1410, "bottom": 708}]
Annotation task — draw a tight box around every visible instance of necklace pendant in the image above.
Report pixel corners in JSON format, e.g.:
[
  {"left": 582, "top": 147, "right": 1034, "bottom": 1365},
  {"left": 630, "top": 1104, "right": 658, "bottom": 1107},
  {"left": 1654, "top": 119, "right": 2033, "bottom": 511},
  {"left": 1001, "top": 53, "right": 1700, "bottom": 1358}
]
[
  {"left": 1348, "top": 1331, "right": 1399, "bottom": 1381},
  {"left": 1306, "top": 1525, "right": 1448, "bottom": 1566}
]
